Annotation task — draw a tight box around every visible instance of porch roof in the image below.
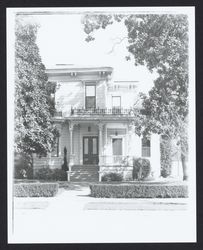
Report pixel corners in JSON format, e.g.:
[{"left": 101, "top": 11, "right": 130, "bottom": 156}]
[{"left": 52, "top": 116, "right": 134, "bottom": 123}]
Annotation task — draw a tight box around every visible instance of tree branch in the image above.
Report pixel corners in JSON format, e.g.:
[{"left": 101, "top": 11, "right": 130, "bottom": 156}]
[{"left": 107, "top": 36, "right": 128, "bottom": 54}]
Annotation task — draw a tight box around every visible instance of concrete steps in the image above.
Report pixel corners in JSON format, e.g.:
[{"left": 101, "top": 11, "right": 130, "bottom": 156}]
[{"left": 70, "top": 165, "right": 99, "bottom": 182}]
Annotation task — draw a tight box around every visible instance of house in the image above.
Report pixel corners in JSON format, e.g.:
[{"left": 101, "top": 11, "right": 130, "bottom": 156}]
[{"left": 33, "top": 65, "right": 161, "bottom": 181}]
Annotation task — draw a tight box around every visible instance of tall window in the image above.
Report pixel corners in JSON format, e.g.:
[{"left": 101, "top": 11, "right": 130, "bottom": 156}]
[
  {"left": 142, "top": 137, "right": 151, "bottom": 157},
  {"left": 112, "top": 96, "right": 121, "bottom": 114},
  {"left": 51, "top": 136, "right": 59, "bottom": 157},
  {"left": 112, "top": 96, "right": 121, "bottom": 109},
  {"left": 85, "top": 84, "right": 96, "bottom": 109},
  {"left": 112, "top": 138, "right": 123, "bottom": 155}
]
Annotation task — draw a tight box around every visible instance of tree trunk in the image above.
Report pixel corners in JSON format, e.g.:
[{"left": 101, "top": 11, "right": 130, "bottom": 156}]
[{"left": 181, "top": 152, "right": 188, "bottom": 181}]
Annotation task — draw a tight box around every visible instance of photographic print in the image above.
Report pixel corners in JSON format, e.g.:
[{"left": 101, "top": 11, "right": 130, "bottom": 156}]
[{"left": 7, "top": 7, "right": 196, "bottom": 243}]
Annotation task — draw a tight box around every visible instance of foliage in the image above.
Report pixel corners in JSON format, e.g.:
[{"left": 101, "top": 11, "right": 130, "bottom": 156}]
[
  {"left": 160, "top": 136, "right": 173, "bottom": 178},
  {"left": 101, "top": 172, "right": 123, "bottom": 182},
  {"left": 15, "top": 17, "right": 58, "bottom": 160},
  {"left": 132, "top": 158, "right": 151, "bottom": 180},
  {"left": 90, "top": 183, "right": 188, "bottom": 198},
  {"left": 34, "top": 168, "right": 67, "bottom": 181},
  {"left": 83, "top": 14, "right": 189, "bottom": 180},
  {"left": 14, "top": 183, "right": 59, "bottom": 197},
  {"left": 62, "top": 146, "right": 68, "bottom": 171},
  {"left": 14, "top": 153, "right": 33, "bottom": 179}
]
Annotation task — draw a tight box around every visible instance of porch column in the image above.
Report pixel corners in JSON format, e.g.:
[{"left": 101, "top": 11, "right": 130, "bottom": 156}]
[
  {"left": 98, "top": 123, "right": 103, "bottom": 165},
  {"left": 69, "top": 122, "right": 74, "bottom": 167},
  {"left": 57, "top": 123, "right": 62, "bottom": 157}
]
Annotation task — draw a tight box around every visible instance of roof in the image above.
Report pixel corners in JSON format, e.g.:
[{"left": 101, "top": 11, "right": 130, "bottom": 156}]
[{"left": 45, "top": 64, "right": 113, "bottom": 74}]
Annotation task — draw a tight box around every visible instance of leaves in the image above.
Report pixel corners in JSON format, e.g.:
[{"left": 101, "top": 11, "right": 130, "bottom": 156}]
[
  {"left": 15, "top": 17, "right": 57, "bottom": 157},
  {"left": 82, "top": 14, "right": 189, "bottom": 146}
]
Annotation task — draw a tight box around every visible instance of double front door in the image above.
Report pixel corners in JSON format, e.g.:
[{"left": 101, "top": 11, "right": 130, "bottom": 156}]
[{"left": 83, "top": 136, "right": 99, "bottom": 165}]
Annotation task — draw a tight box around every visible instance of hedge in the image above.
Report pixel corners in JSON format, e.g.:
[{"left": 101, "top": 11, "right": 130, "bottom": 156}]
[
  {"left": 34, "top": 168, "right": 67, "bottom": 181},
  {"left": 90, "top": 183, "right": 188, "bottom": 198},
  {"left": 14, "top": 183, "right": 59, "bottom": 197}
]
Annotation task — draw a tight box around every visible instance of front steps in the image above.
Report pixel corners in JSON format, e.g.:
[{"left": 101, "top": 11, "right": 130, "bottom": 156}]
[{"left": 70, "top": 165, "right": 99, "bottom": 182}]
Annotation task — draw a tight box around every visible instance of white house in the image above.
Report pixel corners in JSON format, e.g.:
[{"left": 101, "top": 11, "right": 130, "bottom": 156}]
[{"left": 33, "top": 65, "right": 161, "bottom": 181}]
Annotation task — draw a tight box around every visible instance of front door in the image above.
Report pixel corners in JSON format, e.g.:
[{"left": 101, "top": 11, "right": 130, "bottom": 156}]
[{"left": 83, "top": 136, "right": 99, "bottom": 165}]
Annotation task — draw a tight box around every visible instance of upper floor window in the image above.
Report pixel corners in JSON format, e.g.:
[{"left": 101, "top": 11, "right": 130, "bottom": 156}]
[
  {"left": 142, "top": 137, "right": 151, "bottom": 157},
  {"left": 112, "top": 96, "right": 121, "bottom": 109},
  {"left": 112, "top": 96, "right": 121, "bottom": 114},
  {"left": 85, "top": 84, "right": 96, "bottom": 109}
]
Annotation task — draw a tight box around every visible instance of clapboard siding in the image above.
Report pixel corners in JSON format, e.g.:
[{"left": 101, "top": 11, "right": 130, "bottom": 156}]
[{"left": 55, "top": 81, "right": 106, "bottom": 114}]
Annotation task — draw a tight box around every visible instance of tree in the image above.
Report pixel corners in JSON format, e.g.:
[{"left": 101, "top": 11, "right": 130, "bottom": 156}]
[
  {"left": 82, "top": 14, "right": 189, "bottom": 180},
  {"left": 15, "top": 17, "right": 57, "bottom": 167}
]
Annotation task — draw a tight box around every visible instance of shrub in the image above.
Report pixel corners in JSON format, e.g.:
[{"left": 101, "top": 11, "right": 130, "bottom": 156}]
[
  {"left": 14, "top": 153, "right": 33, "bottom": 179},
  {"left": 62, "top": 146, "right": 69, "bottom": 171},
  {"left": 14, "top": 183, "right": 59, "bottom": 197},
  {"left": 101, "top": 172, "right": 123, "bottom": 182},
  {"left": 51, "top": 168, "right": 67, "bottom": 181},
  {"left": 34, "top": 168, "right": 67, "bottom": 181},
  {"left": 132, "top": 158, "right": 151, "bottom": 180},
  {"left": 160, "top": 136, "right": 173, "bottom": 178},
  {"left": 90, "top": 183, "right": 188, "bottom": 198}
]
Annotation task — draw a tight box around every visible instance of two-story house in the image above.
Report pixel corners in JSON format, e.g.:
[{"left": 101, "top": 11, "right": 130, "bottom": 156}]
[{"left": 33, "top": 65, "right": 161, "bottom": 181}]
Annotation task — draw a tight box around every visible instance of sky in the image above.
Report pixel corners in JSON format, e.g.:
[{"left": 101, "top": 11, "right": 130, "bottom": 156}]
[{"left": 33, "top": 13, "right": 157, "bottom": 94}]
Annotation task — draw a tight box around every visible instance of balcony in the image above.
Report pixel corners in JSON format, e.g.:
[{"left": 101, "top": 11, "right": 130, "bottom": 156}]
[
  {"left": 70, "top": 107, "right": 134, "bottom": 117},
  {"left": 53, "top": 108, "right": 135, "bottom": 120}
]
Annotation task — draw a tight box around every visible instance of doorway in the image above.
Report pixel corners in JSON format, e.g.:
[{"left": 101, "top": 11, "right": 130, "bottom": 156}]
[{"left": 83, "top": 136, "right": 99, "bottom": 165}]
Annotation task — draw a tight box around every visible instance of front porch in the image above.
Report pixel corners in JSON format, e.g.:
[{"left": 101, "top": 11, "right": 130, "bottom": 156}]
[
  {"left": 55, "top": 118, "right": 134, "bottom": 167},
  {"left": 33, "top": 116, "right": 161, "bottom": 181},
  {"left": 65, "top": 120, "right": 134, "bottom": 181}
]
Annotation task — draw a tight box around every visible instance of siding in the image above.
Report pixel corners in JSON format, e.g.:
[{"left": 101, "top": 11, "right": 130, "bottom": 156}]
[
  {"left": 96, "top": 80, "right": 106, "bottom": 108},
  {"left": 106, "top": 88, "right": 140, "bottom": 109},
  {"left": 55, "top": 80, "right": 106, "bottom": 114},
  {"left": 73, "top": 126, "right": 80, "bottom": 164},
  {"left": 55, "top": 81, "right": 84, "bottom": 115}
]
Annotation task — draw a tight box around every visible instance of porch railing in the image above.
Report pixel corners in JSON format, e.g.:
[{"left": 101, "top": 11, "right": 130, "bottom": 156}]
[
  {"left": 54, "top": 111, "right": 63, "bottom": 117},
  {"left": 100, "top": 155, "right": 133, "bottom": 166}
]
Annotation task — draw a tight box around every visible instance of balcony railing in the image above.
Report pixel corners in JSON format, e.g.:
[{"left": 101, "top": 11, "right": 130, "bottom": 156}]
[
  {"left": 53, "top": 108, "right": 135, "bottom": 118},
  {"left": 70, "top": 107, "right": 134, "bottom": 116}
]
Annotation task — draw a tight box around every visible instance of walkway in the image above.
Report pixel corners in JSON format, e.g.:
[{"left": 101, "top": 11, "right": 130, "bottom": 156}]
[{"left": 11, "top": 182, "right": 193, "bottom": 243}]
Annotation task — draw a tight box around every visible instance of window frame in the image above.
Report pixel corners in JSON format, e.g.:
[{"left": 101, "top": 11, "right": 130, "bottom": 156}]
[
  {"left": 85, "top": 84, "right": 96, "bottom": 109},
  {"left": 112, "top": 137, "right": 123, "bottom": 156},
  {"left": 112, "top": 96, "right": 121, "bottom": 109},
  {"left": 141, "top": 137, "right": 151, "bottom": 157}
]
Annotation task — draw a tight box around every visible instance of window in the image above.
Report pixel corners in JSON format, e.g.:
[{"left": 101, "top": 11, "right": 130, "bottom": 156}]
[
  {"left": 112, "top": 96, "right": 121, "bottom": 114},
  {"left": 84, "top": 138, "right": 89, "bottom": 154},
  {"left": 112, "top": 138, "right": 122, "bottom": 155},
  {"left": 51, "top": 136, "right": 59, "bottom": 157},
  {"left": 112, "top": 96, "right": 121, "bottom": 109},
  {"left": 142, "top": 137, "right": 151, "bottom": 157},
  {"left": 92, "top": 138, "right": 97, "bottom": 155},
  {"left": 85, "top": 84, "right": 96, "bottom": 109}
]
